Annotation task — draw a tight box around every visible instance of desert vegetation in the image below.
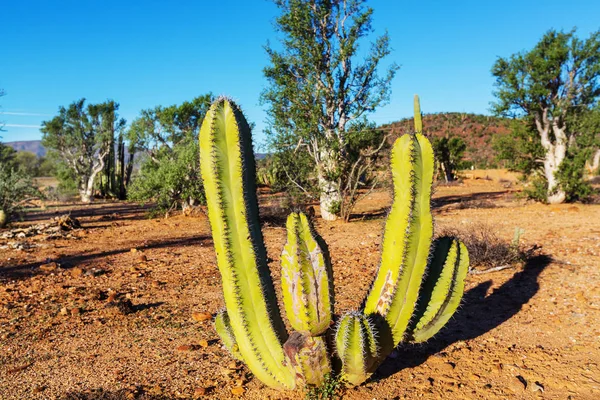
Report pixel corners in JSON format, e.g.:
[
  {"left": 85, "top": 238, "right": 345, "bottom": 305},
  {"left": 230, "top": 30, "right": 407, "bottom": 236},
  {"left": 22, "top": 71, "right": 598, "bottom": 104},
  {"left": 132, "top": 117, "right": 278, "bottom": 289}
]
[{"left": 1, "top": 0, "right": 600, "bottom": 399}]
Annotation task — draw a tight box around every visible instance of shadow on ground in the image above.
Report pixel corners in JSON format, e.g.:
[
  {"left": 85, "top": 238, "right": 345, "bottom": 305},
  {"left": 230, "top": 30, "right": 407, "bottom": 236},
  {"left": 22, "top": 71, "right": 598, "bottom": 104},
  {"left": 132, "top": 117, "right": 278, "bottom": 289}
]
[
  {"left": 372, "top": 254, "right": 552, "bottom": 381},
  {"left": 0, "top": 235, "right": 211, "bottom": 282},
  {"left": 349, "top": 189, "right": 516, "bottom": 221},
  {"left": 60, "top": 389, "right": 172, "bottom": 400},
  {"left": 20, "top": 202, "right": 154, "bottom": 224}
]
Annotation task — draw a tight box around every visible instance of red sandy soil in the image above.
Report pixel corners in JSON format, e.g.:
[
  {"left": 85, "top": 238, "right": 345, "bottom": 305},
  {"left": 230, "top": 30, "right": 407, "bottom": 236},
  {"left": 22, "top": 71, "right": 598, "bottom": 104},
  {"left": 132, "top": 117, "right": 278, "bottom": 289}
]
[{"left": 1, "top": 172, "right": 599, "bottom": 399}]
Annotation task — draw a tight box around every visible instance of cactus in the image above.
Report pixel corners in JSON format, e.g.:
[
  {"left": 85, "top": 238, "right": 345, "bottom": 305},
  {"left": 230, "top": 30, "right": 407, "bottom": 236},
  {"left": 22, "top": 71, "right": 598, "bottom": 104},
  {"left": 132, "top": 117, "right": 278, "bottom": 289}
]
[
  {"left": 199, "top": 95, "right": 470, "bottom": 391},
  {"left": 335, "top": 312, "right": 378, "bottom": 386},
  {"left": 281, "top": 212, "right": 332, "bottom": 336}
]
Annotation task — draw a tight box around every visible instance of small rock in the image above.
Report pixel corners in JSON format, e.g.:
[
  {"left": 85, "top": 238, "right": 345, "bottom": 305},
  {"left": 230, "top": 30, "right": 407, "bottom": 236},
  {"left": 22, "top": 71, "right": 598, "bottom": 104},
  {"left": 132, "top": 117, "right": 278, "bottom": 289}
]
[
  {"left": 530, "top": 381, "right": 544, "bottom": 393},
  {"left": 194, "top": 387, "right": 206, "bottom": 397},
  {"left": 198, "top": 339, "right": 209, "bottom": 348},
  {"left": 60, "top": 307, "right": 68, "bottom": 316},
  {"left": 192, "top": 312, "right": 212, "bottom": 322},
  {"left": 107, "top": 292, "right": 118, "bottom": 302},
  {"left": 130, "top": 248, "right": 138, "bottom": 253},
  {"left": 231, "top": 386, "right": 245, "bottom": 396},
  {"left": 40, "top": 262, "right": 58, "bottom": 272},
  {"left": 138, "top": 254, "right": 148, "bottom": 262},
  {"left": 70, "top": 267, "right": 84, "bottom": 278},
  {"left": 33, "top": 386, "right": 45, "bottom": 393},
  {"left": 177, "top": 345, "right": 196, "bottom": 352},
  {"left": 116, "top": 299, "right": 134, "bottom": 315},
  {"left": 70, "top": 307, "right": 81, "bottom": 316}
]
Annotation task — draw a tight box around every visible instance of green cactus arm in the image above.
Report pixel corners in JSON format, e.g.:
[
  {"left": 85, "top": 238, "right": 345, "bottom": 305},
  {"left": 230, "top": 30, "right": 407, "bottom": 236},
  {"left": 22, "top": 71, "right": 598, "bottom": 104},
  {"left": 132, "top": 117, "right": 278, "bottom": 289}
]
[
  {"left": 281, "top": 212, "right": 332, "bottom": 335},
  {"left": 214, "top": 310, "right": 243, "bottom": 360},
  {"left": 409, "top": 238, "right": 470, "bottom": 343},
  {"left": 363, "top": 131, "right": 435, "bottom": 344},
  {"left": 199, "top": 98, "right": 295, "bottom": 390},
  {"left": 335, "top": 313, "right": 378, "bottom": 386},
  {"left": 414, "top": 94, "right": 423, "bottom": 133}
]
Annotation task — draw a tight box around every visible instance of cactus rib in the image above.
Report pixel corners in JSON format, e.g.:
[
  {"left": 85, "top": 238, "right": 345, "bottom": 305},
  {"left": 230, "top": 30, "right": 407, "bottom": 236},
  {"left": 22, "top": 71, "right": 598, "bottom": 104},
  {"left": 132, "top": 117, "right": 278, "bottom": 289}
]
[
  {"left": 335, "top": 312, "right": 378, "bottom": 386},
  {"left": 363, "top": 97, "right": 434, "bottom": 344},
  {"left": 281, "top": 212, "right": 332, "bottom": 335},
  {"left": 199, "top": 98, "right": 295, "bottom": 390},
  {"left": 408, "top": 238, "right": 470, "bottom": 342},
  {"left": 214, "top": 310, "right": 243, "bottom": 360}
]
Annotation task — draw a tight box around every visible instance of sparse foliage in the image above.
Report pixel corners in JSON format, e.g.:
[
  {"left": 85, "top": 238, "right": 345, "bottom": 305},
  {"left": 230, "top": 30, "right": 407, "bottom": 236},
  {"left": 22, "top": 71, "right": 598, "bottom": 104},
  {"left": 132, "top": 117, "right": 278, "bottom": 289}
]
[
  {"left": 41, "top": 99, "right": 126, "bottom": 203},
  {"left": 127, "top": 94, "right": 213, "bottom": 213},
  {"left": 0, "top": 165, "right": 40, "bottom": 227},
  {"left": 432, "top": 136, "right": 466, "bottom": 182},
  {"left": 262, "top": 0, "right": 398, "bottom": 220},
  {"left": 492, "top": 28, "right": 600, "bottom": 203}
]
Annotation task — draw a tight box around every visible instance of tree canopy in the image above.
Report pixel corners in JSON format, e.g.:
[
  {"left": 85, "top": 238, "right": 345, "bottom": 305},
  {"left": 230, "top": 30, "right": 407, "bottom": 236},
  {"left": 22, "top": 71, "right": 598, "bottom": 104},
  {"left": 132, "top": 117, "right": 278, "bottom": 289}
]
[
  {"left": 41, "top": 99, "right": 126, "bottom": 202},
  {"left": 492, "top": 28, "right": 600, "bottom": 203},
  {"left": 262, "top": 0, "right": 398, "bottom": 220}
]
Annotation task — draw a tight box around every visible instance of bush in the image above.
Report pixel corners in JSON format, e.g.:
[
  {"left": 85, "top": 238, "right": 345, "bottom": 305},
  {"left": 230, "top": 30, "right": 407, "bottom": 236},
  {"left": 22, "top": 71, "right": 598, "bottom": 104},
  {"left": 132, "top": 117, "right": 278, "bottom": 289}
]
[
  {"left": 0, "top": 165, "right": 40, "bottom": 226},
  {"left": 440, "top": 224, "right": 529, "bottom": 270},
  {"left": 128, "top": 138, "right": 205, "bottom": 214}
]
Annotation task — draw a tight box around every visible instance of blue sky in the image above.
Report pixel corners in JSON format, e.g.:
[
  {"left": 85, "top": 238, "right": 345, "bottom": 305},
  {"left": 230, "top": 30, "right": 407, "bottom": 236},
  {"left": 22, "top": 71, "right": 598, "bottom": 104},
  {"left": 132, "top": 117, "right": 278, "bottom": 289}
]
[{"left": 1, "top": 0, "right": 599, "bottom": 147}]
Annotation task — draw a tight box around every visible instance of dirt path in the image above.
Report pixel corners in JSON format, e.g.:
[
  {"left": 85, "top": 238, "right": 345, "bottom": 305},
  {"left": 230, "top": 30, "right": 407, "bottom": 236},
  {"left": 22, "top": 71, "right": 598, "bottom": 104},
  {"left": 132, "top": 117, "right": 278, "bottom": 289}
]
[{"left": 1, "top": 177, "right": 599, "bottom": 399}]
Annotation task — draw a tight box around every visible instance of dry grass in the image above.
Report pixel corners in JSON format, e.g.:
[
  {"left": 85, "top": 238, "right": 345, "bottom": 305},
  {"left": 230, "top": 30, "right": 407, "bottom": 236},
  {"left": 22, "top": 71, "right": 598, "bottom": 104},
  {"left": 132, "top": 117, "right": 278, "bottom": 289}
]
[{"left": 439, "top": 223, "right": 532, "bottom": 270}]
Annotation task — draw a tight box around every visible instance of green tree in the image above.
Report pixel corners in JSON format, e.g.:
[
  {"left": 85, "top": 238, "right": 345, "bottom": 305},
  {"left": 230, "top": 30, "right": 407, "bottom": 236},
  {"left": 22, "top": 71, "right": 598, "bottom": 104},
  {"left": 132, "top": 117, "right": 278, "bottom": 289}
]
[
  {"left": 127, "top": 94, "right": 213, "bottom": 212},
  {"left": 492, "top": 28, "right": 600, "bottom": 203},
  {"left": 432, "top": 136, "right": 466, "bottom": 182},
  {"left": 41, "top": 99, "right": 126, "bottom": 203},
  {"left": 13, "top": 151, "right": 41, "bottom": 176},
  {"left": 262, "top": 0, "right": 398, "bottom": 220},
  {"left": 0, "top": 165, "right": 40, "bottom": 227}
]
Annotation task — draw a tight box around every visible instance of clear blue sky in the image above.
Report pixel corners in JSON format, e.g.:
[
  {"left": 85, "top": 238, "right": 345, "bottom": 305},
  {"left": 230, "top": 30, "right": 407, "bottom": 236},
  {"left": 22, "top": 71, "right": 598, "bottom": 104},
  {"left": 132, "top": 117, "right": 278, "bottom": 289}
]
[{"left": 1, "top": 0, "right": 599, "bottom": 148}]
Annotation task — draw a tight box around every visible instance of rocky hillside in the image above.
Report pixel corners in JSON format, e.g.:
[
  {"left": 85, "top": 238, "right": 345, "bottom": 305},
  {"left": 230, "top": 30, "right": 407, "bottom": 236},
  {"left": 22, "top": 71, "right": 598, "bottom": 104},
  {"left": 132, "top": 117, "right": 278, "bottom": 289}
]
[{"left": 381, "top": 113, "right": 513, "bottom": 168}]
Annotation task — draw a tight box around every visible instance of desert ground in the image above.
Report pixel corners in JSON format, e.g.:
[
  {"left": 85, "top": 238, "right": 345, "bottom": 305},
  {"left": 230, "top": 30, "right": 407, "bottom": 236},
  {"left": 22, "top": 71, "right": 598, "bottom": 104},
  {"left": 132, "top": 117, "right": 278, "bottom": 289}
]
[{"left": 1, "top": 172, "right": 599, "bottom": 399}]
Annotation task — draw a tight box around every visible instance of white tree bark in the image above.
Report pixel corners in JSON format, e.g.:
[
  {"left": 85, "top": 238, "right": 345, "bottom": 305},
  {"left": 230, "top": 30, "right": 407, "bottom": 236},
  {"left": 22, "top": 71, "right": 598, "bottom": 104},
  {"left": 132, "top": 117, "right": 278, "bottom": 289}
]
[
  {"left": 535, "top": 109, "right": 567, "bottom": 204},
  {"left": 317, "top": 148, "right": 342, "bottom": 221},
  {"left": 79, "top": 147, "right": 109, "bottom": 203},
  {"left": 588, "top": 149, "right": 600, "bottom": 174}
]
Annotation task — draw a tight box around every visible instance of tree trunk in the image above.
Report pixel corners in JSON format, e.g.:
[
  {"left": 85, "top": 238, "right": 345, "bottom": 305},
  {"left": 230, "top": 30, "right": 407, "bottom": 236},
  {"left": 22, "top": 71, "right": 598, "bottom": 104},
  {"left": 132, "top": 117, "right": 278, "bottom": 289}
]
[
  {"left": 536, "top": 110, "right": 567, "bottom": 204},
  {"left": 318, "top": 175, "right": 341, "bottom": 221},
  {"left": 440, "top": 162, "right": 453, "bottom": 183},
  {"left": 316, "top": 148, "right": 342, "bottom": 221},
  {"left": 0, "top": 209, "right": 7, "bottom": 228},
  {"left": 544, "top": 123, "right": 568, "bottom": 204},
  {"left": 80, "top": 186, "right": 93, "bottom": 203},
  {"left": 588, "top": 149, "right": 600, "bottom": 175}
]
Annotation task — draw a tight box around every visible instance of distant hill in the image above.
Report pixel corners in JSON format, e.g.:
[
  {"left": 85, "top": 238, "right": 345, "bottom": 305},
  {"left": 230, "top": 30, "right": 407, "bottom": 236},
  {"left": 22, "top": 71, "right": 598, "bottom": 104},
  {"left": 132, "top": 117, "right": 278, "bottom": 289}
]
[
  {"left": 5, "top": 140, "right": 46, "bottom": 157},
  {"left": 4, "top": 139, "right": 270, "bottom": 161},
  {"left": 381, "top": 113, "right": 513, "bottom": 168},
  {"left": 4, "top": 116, "right": 513, "bottom": 168}
]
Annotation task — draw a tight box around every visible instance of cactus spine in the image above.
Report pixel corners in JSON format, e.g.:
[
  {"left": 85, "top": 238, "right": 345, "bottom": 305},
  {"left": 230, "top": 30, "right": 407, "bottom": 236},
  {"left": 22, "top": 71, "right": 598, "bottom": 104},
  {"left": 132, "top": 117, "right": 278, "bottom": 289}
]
[
  {"left": 363, "top": 96, "right": 434, "bottom": 344},
  {"left": 200, "top": 95, "right": 470, "bottom": 391},
  {"left": 214, "top": 310, "right": 242, "bottom": 360},
  {"left": 281, "top": 212, "right": 332, "bottom": 335},
  {"left": 407, "top": 238, "right": 469, "bottom": 342},
  {"left": 335, "top": 313, "right": 378, "bottom": 386},
  {"left": 199, "top": 98, "right": 295, "bottom": 390}
]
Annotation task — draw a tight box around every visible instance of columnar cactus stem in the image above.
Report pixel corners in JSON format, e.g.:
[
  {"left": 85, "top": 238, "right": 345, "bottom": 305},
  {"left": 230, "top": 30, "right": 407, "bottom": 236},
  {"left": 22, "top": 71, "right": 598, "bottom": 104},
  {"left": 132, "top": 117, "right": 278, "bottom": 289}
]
[
  {"left": 335, "top": 312, "right": 378, "bottom": 386},
  {"left": 214, "top": 310, "right": 242, "bottom": 360},
  {"left": 363, "top": 96, "right": 435, "bottom": 344},
  {"left": 281, "top": 212, "right": 332, "bottom": 336},
  {"left": 408, "top": 237, "right": 470, "bottom": 342},
  {"left": 200, "top": 95, "right": 470, "bottom": 391},
  {"left": 199, "top": 98, "right": 295, "bottom": 390}
]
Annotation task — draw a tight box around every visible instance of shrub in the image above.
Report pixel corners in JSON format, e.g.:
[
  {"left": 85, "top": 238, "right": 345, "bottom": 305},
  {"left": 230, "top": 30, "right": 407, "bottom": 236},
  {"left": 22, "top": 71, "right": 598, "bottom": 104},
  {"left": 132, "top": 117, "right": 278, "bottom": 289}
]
[
  {"left": 0, "top": 165, "right": 40, "bottom": 226},
  {"left": 128, "top": 138, "right": 205, "bottom": 214}
]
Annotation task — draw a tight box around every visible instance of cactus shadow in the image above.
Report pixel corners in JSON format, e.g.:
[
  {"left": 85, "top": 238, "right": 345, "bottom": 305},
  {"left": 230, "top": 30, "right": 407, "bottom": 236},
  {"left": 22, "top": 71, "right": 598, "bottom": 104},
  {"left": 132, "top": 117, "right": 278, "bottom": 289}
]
[{"left": 371, "top": 254, "right": 552, "bottom": 381}]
